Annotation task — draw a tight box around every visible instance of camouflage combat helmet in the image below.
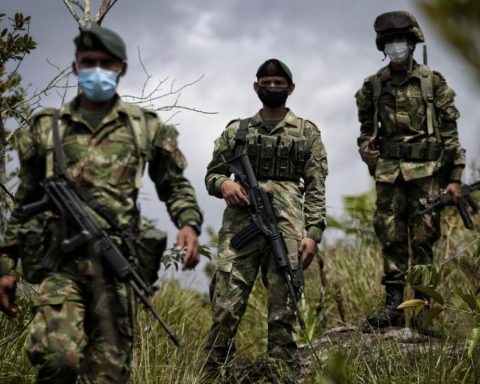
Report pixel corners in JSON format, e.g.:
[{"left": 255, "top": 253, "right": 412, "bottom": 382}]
[{"left": 374, "top": 11, "right": 424, "bottom": 51}]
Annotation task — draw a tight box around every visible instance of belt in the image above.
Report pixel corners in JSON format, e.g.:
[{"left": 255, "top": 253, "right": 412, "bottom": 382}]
[{"left": 379, "top": 141, "right": 443, "bottom": 161}]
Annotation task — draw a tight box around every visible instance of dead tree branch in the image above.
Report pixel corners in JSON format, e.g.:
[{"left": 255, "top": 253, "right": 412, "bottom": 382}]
[
  {"left": 94, "top": 0, "right": 118, "bottom": 25},
  {"left": 121, "top": 49, "right": 218, "bottom": 118},
  {"left": 64, "top": 0, "right": 118, "bottom": 28},
  {"left": 63, "top": 0, "right": 84, "bottom": 28}
]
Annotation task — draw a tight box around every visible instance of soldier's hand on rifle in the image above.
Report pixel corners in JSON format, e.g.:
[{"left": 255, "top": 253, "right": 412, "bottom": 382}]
[
  {"left": 0, "top": 275, "right": 17, "bottom": 317},
  {"left": 176, "top": 226, "right": 200, "bottom": 271},
  {"left": 299, "top": 238, "right": 317, "bottom": 269},
  {"left": 221, "top": 180, "right": 250, "bottom": 208},
  {"left": 445, "top": 182, "right": 462, "bottom": 203}
]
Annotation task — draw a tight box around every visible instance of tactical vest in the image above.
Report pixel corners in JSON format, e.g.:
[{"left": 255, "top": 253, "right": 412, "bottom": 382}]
[
  {"left": 234, "top": 118, "right": 309, "bottom": 181},
  {"left": 370, "top": 64, "right": 447, "bottom": 161},
  {"left": 45, "top": 103, "right": 153, "bottom": 189}
]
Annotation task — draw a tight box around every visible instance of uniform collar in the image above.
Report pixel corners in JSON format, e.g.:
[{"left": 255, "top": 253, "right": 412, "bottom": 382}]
[
  {"left": 377, "top": 60, "right": 422, "bottom": 83},
  {"left": 60, "top": 94, "right": 127, "bottom": 131},
  {"left": 250, "top": 109, "right": 300, "bottom": 133}
]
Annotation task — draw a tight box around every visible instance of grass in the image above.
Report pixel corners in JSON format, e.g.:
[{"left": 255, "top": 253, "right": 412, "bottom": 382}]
[{"left": 0, "top": 209, "right": 479, "bottom": 383}]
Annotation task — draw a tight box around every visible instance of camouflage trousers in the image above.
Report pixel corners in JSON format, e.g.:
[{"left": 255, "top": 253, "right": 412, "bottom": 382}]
[
  {"left": 25, "top": 272, "right": 136, "bottom": 383},
  {"left": 205, "top": 231, "right": 301, "bottom": 373},
  {"left": 374, "top": 175, "right": 441, "bottom": 285}
]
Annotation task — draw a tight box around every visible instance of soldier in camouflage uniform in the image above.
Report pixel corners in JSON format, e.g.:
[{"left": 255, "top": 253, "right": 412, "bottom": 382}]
[
  {"left": 0, "top": 26, "right": 203, "bottom": 383},
  {"left": 204, "top": 59, "right": 328, "bottom": 377},
  {"left": 356, "top": 11, "right": 464, "bottom": 335}
]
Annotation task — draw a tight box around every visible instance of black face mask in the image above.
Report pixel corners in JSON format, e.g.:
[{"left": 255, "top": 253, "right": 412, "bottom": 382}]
[{"left": 257, "top": 86, "right": 289, "bottom": 108}]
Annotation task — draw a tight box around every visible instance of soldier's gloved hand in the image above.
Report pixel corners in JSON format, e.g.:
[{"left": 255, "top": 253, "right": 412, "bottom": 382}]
[
  {"left": 176, "top": 226, "right": 200, "bottom": 271},
  {"left": 220, "top": 180, "right": 250, "bottom": 208},
  {"left": 0, "top": 275, "right": 17, "bottom": 317},
  {"left": 299, "top": 238, "right": 317, "bottom": 270},
  {"left": 445, "top": 182, "right": 462, "bottom": 203},
  {"left": 360, "top": 141, "right": 380, "bottom": 168}
]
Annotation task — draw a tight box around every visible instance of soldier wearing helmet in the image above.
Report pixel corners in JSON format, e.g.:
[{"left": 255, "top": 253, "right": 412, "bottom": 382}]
[{"left": 355, "top": 11, "right": 465, "bottom": 336}]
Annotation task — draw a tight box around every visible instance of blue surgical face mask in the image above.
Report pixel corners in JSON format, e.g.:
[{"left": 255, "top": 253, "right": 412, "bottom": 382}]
[
  {"left": 77, "top": 67, "right": 119, "bottom": 102},
  {"left": 384, "top": 42, "right": 410, "bottom": 64}
]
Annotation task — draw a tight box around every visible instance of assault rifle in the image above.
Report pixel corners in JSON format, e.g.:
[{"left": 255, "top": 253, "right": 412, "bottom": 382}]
[
  {"left": 228, "top": 154, "right": 306, "bottom": 330},
  {"left": 22, "top": 177, "right": 181, "bottom": 346},
  {"left": 419, "top": 181, "right": 480, "bottom": 230}
]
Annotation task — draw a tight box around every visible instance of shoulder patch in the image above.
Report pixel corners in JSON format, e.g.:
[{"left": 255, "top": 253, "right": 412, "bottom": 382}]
[{"left": 304, "top": 119, "right": 320, "bottom": 132}]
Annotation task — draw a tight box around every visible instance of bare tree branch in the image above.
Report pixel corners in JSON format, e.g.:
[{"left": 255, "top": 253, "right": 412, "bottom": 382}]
[
  {"left": 83, "top": 0, "right": 91, "bottom": 29},
  {"left": 163, "top": 111, "right": 181, "bottom": 124},
  {"left": 95, "top": 0, "right": 119, "bottom": 25},
  {"left": 70, "top": 0, "right": 84, "bottom": 12},
  {"left": 121, "top": 49, "right": 218, "bottom": 117},
  {"left": 63, "top": 0, "right": 83, "bottom": 27},
  {"left": 156, "top": 104, "right": 218, "bottom": 115}
]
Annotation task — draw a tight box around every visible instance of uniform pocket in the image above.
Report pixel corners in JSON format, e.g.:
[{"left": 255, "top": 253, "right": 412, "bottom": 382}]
[
  {"left": 18, "top": 225, "right": 46, "bottom": 284},
  {"left": 215, "top": 230, "right": 237, "bottom": 273},
  {"left": 106, "top": 133, "right": 141, "bottom": 187},
  {"left": 135, "top": 228, "right": 167, "bottom": 286},
  {"left": 276, "top": 136, "right": 293, "bottom": 179},
  {"left": 258, "top": 135, "right": 277, "bottom": 179}
]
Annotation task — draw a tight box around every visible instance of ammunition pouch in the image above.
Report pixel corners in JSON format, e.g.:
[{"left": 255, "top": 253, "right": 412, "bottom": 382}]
[
  {"left": 134, "top": 227, "right": 167, "bottom": 286},
  {"left": 379, "top": 140, "right": 443, "bottom": 161},
  {"left": 245, "top": 133, "right": 309, "bottom": 181}
]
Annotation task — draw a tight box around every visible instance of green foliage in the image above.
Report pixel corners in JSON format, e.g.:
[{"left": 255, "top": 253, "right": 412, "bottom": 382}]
[
  {"left": 0, "top": 13, "right": 36, "bottom": 63},
  {"left": 406, "top": 264, "right": 441, "bottom": 287},
  {"left": 327, "top": 186, "right": 376, "bottom": 237},
  {"left": 0, "top": 282, "right": 37, "bottom": 382},
  {"left": 417, "top": 0, "right": 480, "bottom": 83},
  {"left": 0, "top": 12, "right": 36, "bottom": 119},
  {"left": 0, "top": 12, "right": 36, "bottom": 231},
  {"left": 468, "top": 325, "right": 480, "bottom": 358}
]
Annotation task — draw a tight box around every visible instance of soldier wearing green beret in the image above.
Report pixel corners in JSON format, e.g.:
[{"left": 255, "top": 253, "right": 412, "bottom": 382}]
[
  {"left": 204, "top": 59, "right": 328, "bottom": 380},
  {"left": 355, "top": 11, "right": 465, "bottom": 336},
  {"left": 0, "top": 26, "right": 203, "bottom": 383}
]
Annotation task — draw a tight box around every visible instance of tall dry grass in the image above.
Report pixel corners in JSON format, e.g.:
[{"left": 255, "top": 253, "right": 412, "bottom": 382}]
[{"left": 0, "top": 204, "right": 479, "bottom": 383}]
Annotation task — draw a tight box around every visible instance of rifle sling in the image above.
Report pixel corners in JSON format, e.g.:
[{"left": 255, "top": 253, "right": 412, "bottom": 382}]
[
  {"left": 233, "top": 118, "right": 249, "bottom": 157},
  {"left": 51, "top": 110, "right": 67, "bottom": 178}
]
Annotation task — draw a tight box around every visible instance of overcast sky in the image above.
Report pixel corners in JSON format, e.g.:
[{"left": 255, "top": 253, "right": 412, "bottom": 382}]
[{"left": 4, "top": 1, "right": 479, "bottom": 289}]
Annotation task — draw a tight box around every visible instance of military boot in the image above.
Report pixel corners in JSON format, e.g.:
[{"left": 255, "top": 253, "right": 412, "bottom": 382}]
[
  {"left": 363, "top": 284, "right": 405, "bottom": 330},
  {"left": 411, "top": 291, "right": 441, "bottom": 338}
]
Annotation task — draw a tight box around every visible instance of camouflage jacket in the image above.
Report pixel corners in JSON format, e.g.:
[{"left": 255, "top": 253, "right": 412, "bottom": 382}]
[
  {"left": 355, "top": 61, "right": 464, "bottom": 183},
  {"left": 0, "top": 95, "right": 202, "bottom": 276},
  {"left": 205, "top": 110, "right": 327, "bottom": 242}
]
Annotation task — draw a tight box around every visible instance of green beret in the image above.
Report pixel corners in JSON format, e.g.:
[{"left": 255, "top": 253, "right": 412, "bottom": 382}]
[
  {"left": 74, "top": 26, "right": 127, "bottom": 61},
  {"left": 256, "top": 58, "right": 293, "bottom": 84}
]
